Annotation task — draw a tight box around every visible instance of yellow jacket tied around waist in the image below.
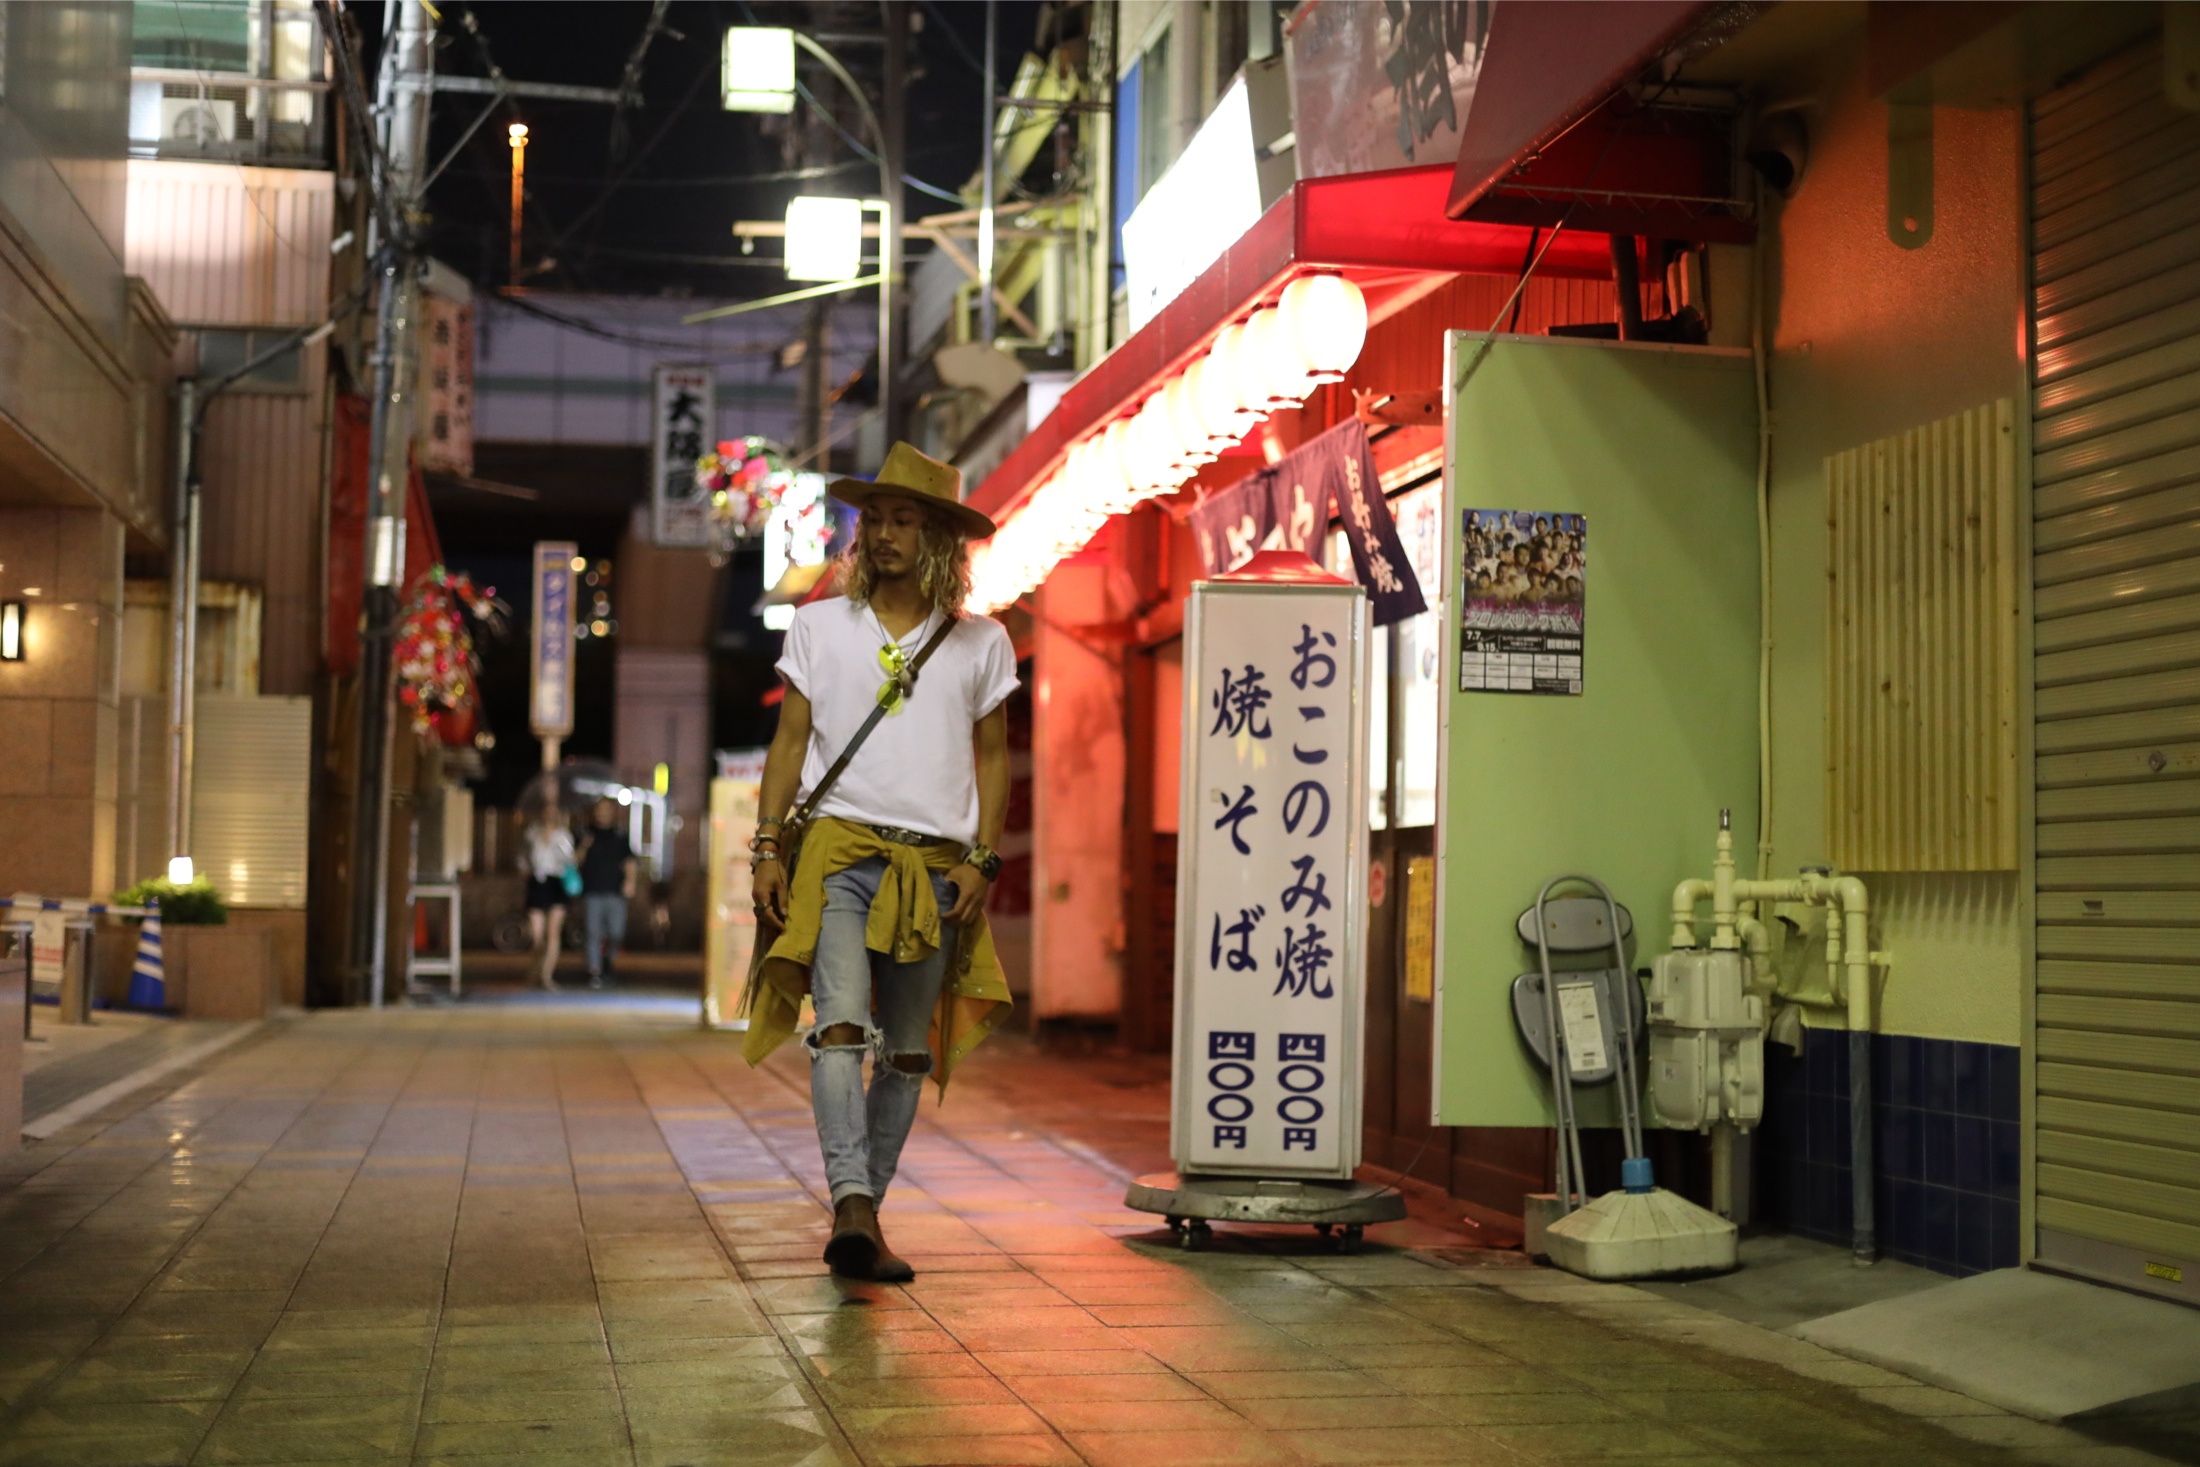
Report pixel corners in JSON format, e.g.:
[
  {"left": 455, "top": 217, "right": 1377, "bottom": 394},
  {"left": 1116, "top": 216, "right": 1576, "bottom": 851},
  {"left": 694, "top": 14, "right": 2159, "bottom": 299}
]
[{"left": 739, "top": 816, "right": 1013, "bottom": 1090}]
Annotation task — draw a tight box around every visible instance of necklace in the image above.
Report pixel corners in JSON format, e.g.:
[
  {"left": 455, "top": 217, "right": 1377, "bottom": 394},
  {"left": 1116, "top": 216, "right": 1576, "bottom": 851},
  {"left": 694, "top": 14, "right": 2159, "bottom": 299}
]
[{"left": 869, "top": 605, "right": 935, "bottom": 713}]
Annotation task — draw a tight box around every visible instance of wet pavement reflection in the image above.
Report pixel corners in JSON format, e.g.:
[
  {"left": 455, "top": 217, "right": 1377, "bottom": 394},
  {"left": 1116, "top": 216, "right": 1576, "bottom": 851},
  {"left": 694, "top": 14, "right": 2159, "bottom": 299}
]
[{"left": 0, "top": 1003, "right": 2132, "bottom": 1466}]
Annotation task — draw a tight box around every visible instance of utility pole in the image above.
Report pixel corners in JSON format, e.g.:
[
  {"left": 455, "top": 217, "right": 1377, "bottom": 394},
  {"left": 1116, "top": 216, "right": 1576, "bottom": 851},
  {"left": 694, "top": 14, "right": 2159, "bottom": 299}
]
[
  {"left": 978, "top": 0, "right": 997, "bottom": 344},
  {"left": 164, "top": 379, "right": 201, "bottom": 876},
  {"left": 348, "top": 0, "right": 435, "bottom": 1010},
  {"left": 800, "top": 306, "right": 828, "bottom": 461},
  {"left": 1084, "top": 0, "right": 1114, "bottom": 370},
  {"left": 881, "top": 0, "right": 908, "bottom": 443}
]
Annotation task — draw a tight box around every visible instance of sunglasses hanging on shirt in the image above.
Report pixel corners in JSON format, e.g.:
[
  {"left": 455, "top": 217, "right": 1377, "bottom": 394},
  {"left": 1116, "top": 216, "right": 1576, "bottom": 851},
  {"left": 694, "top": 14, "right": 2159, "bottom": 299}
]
[{"left": 876, "top": 643, "right": 917, "bottom": 713}]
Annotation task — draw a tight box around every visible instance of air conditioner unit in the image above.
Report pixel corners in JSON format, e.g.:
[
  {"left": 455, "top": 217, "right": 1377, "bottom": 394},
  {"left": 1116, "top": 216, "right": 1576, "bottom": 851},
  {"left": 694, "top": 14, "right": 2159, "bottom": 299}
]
[{"left": 161, "top": 96, "right": 235, "bottom": 146}]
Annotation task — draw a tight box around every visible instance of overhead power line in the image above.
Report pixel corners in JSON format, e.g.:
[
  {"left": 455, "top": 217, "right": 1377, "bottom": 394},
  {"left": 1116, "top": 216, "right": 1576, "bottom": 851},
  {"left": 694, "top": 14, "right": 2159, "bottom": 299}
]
[{"left": 489, "top": 291, "right": 791, "bottom": 350}]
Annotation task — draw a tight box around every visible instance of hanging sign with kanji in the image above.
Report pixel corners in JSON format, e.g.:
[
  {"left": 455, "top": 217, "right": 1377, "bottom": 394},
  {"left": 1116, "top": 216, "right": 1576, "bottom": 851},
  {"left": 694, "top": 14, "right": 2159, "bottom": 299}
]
[
  {"left": 651, "top": 363, "right": 716, "bottom": 546},
  {"left": 1173, "top": 550, "right": 1370, "bottom": 1180}
]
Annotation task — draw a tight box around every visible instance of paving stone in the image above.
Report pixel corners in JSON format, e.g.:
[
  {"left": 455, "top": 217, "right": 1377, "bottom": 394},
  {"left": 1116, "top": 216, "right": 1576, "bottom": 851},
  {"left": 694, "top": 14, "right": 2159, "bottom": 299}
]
[
  {"left": 858, "top": 1434, "right": 1080, "bottom": 1467},
  {"left": 1290, "top": 1425, "right": 1523, "bottom": 1464},
  {"left": 1000, "top": 1373, "right": 1212, "bottom": 1405},
  {"left": 0, "top": 1005, "right": 2084, "bottom": 1467},
  {"left": 1063, "top": 1427, "right": 1310, "bottom": 1467},
  {"left": 0, "top": 1430, "right": 207, "bottom": 1466}
]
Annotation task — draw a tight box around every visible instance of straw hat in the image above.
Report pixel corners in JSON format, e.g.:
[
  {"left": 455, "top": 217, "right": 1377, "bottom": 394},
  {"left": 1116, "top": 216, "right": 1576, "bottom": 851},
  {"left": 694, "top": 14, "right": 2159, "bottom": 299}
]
[{"left": 828, "top": 441, "right": 997, "bottom": 540}]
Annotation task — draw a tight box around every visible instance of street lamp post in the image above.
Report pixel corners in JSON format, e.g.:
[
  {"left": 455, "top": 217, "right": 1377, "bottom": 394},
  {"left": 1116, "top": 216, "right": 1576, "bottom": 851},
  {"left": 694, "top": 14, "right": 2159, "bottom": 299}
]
[
  {"left": 348, "top": 0, "right": 435, "bottom": 1011},
  {"left": 881, "top": 7, "right": 907, "bottom": 441},
  {"left": 782, "top": 30, "right": 899, "bottom": 448},
  {"left": 507, "top": 122, "right": 528, "bottom": 288}
]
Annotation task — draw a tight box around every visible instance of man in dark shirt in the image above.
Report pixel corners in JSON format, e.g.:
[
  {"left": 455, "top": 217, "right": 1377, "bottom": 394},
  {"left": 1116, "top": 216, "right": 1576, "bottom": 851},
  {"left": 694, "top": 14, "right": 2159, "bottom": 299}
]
[{"left": 577, "top": 797, "right": 638, "bottom": 989}]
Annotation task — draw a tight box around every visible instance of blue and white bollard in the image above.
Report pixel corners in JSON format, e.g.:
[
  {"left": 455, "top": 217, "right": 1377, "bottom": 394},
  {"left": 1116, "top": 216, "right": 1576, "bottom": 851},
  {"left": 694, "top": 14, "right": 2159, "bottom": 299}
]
[{"left": 128, "top": 901, "right": 165, "bottom": 1010}]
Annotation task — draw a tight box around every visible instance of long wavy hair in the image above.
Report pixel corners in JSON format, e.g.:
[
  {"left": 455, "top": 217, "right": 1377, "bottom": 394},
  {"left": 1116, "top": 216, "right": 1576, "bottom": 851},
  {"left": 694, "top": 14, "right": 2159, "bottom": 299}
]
[{"left": 839, "top": 500, "right": 971, "bottom": 617}]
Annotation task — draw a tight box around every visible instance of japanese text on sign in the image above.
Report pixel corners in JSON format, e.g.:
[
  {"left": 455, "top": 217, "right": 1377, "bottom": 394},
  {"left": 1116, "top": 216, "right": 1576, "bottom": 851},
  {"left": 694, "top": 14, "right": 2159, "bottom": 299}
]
[
  {"left": 1178, "top": 580, "right": 1365, "bottom": 1178},
  {"left": 651, "top": 364, "right": 716, "bottom": 547}
]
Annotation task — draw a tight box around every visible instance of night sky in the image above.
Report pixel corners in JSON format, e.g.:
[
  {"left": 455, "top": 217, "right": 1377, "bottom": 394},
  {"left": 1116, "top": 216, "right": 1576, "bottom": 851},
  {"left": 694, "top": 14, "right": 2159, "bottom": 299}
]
[
  {"left": 347, "top": 3, "right": 1048, "bottom": 796},
  {"left": 348, "top": 0, "right": 1043, "bottom": 299}
]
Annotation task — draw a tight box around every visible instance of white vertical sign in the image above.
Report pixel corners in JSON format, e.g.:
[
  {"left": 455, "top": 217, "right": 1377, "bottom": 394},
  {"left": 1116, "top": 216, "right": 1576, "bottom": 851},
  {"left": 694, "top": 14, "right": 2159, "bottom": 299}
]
[
  {"left": 760, "top": 472, "right": 830, "bottom": 631},
  {"left": 1173, "top": 558, "right": 1369, "bottom": 1179},
  {"left": 530, "top": 541, "right": 576, "bottom": 737},
  {"left": 704, "top": 754, "right": 766, "bottom": 1029},
  {"left": 651, "top": 363, "right": 715, "bottom": 546}
]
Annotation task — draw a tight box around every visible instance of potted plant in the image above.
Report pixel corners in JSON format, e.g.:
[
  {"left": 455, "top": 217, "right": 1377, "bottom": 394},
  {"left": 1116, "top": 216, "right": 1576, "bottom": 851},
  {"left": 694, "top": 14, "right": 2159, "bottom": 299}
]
[{"left": 112, "top": 875, "right": 227, "bottom": 1013}]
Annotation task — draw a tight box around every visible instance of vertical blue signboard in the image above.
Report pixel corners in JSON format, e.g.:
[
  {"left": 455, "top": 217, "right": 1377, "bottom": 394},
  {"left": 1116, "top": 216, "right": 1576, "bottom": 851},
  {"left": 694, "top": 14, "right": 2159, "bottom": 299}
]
[{"left": 531, "top": 540, "right": 576, "bottom": 738}]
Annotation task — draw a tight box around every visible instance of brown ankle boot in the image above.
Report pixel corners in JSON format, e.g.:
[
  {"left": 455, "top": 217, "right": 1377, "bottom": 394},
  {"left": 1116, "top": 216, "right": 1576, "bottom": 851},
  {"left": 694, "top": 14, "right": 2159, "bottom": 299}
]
[
  {"left": 871, "top": 1214, "right": 915, "bottom": 1284},
  {"left": 823, "top": 1195, "right": 879, "bottom": 1279}
]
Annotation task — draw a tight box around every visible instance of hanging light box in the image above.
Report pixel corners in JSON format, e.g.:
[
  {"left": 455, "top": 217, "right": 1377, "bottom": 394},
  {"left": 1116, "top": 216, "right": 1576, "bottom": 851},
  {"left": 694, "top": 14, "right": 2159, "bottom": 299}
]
[
  {"left": 783, "top": 196, "right": 863, "bottom": 282},
  {"left": 721, "top": 27, "right": 796, "bottom": 113}
]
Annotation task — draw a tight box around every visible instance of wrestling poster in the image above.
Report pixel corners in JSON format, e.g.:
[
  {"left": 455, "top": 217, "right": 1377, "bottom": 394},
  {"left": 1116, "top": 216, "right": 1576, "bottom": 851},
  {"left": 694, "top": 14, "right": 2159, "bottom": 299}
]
[{"left": 1459, "top": 509, "right": 1584, "bottom": 695}]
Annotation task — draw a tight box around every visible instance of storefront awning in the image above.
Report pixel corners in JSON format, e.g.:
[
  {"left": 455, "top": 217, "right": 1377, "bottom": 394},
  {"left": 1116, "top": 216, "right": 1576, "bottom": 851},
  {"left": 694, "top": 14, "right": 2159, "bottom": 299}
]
[
  {"left": 964, "top": 165, "right": 1612, "bottom": 527},
  {"left": 1443, "top": 0, "right": 1747, "bottom": 240}
]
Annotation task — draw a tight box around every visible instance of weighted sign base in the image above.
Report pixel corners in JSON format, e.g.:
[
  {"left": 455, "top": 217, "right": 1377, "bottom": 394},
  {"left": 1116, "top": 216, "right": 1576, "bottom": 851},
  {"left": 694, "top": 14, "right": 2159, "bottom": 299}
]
[{"left": 1125, "top": 1172, "right": 1407, "bottom": 1254}]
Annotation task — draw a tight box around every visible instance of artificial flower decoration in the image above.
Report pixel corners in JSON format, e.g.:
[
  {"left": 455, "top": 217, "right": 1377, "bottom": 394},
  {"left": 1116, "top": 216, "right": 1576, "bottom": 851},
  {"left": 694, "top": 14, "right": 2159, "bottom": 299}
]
[
  {"left": 392, "top": 566, "right": 506, "bottom": 743},
  {"left": 699, "top": 436, "right": 794, "bottom": 563}
]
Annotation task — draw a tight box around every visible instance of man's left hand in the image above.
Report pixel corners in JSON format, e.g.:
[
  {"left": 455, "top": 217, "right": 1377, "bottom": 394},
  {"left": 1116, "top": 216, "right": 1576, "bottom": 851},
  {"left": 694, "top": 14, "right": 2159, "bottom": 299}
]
[{"left": 944, "top": 864, "right": 991, "bottom": 925}]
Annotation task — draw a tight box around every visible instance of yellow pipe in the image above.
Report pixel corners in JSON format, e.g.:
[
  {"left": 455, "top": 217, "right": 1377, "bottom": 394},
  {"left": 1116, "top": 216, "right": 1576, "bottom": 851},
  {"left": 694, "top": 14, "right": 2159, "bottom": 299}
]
[
  {"left": 1831, "top": 875, "right": 1872, "bottom": 1032},
  {"left": 1669, "top": 827, "right": 1886, "bottom": 1266},
  {"left": 1711, "top": 818, "right": 1738, "bottom": 949},
  {"left": 1735, "top": 913, "right": 1776, "bottom": 997},
  {"left": 1671, "top": 878, "right": 1713, "bottom": 949}
]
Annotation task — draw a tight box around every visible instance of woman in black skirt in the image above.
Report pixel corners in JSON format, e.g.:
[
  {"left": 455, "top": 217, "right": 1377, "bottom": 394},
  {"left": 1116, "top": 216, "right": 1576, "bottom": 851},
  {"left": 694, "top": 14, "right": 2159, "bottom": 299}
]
[{"left": 521, "top": 807, "right": 575, "bottom": 990}]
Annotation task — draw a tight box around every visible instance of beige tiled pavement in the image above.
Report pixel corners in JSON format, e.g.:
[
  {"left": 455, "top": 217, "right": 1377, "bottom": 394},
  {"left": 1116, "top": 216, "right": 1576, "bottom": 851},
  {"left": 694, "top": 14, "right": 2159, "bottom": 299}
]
[{"left": 0, "top": 1002, "right": 2168, "bottom": 1466}]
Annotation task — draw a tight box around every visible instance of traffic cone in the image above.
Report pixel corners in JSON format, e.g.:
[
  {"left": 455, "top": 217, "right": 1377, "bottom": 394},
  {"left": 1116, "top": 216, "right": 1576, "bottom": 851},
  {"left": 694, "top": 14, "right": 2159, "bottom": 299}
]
[{"left": 128, "top": 901, "right": 165, "bottom": 1010}]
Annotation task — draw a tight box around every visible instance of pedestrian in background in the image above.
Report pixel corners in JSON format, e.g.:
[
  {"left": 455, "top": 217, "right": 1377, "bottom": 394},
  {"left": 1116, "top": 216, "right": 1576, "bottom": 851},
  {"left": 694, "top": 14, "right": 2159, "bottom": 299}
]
[
  {"left": 577, "top": 796, "right": 637, "bottom": 989},
  {"left": 522, "top": 805, "right": 575, "bottom": 992}
]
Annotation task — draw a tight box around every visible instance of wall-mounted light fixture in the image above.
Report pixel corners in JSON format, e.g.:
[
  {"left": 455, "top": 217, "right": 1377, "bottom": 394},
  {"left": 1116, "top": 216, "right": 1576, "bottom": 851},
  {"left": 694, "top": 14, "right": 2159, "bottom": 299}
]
[
  {"left": 168, "top": 855, "right": 195, "bottom": 884},
  {"left": 0, "top": 599, "right": 23, "bottom": 661}
]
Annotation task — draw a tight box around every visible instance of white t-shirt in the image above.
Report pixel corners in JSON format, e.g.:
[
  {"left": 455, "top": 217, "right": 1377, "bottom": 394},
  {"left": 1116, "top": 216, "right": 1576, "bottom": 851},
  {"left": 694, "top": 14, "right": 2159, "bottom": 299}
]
[
  {"left": 776, "top": 598, "right": 1019, "bottom": 845},
  {"left": 525, "top": 826, "right": 575, "bottom": 881}
]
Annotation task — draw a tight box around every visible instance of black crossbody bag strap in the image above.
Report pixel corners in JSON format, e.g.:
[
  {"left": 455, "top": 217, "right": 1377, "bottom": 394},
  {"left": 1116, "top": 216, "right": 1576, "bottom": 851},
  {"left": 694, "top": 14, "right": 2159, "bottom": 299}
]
[{"left": 789, "top": 613, "right": 958, "bottom": 827}]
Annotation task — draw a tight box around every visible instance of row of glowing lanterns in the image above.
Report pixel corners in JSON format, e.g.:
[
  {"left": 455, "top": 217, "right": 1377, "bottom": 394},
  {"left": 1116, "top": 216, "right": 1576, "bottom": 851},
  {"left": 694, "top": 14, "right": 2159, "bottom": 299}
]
[{"left": 968, "top": 273, "right": 1370, "bottom": 613}]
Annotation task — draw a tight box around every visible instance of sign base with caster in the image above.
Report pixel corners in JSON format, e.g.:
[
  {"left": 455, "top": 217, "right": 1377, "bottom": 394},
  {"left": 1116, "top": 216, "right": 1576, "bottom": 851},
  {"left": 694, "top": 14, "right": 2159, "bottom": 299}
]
[{"left": 1125, "top": 1171, "right": 1406, "bottom": 1254}]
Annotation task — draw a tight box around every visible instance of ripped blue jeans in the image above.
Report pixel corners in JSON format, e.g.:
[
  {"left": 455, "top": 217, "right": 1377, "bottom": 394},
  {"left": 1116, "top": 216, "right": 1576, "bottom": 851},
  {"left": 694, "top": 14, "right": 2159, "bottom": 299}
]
[{"left": 807, "top": 857, "right": 957, "bottom": 1207}]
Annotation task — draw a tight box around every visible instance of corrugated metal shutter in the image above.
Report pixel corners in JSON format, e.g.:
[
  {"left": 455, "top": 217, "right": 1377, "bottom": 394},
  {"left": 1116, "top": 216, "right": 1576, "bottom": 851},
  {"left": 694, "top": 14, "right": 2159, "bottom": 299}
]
[
  {"left": 190, "top": 695, "right": 311, "bottom": 909},
  {"left": 2030, "top": 37, "right": 2200, "bottom": 1303}
]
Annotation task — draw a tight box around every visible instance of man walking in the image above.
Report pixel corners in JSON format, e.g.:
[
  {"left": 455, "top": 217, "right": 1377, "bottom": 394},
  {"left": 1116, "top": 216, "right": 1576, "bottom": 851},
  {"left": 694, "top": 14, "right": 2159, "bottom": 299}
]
[
  {"left": 745, "top": 443, "right": 1015, "bottom": 1283},
  {"left": 576, "top": 797, "right": 637, "bottom": 989}
]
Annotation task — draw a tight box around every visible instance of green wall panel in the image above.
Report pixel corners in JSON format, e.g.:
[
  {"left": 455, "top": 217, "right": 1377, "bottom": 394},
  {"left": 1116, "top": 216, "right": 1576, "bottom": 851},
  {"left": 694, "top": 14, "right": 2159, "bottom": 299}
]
[{"left": 1435, "top": 337, "right": 1762, "bottom": 1128}]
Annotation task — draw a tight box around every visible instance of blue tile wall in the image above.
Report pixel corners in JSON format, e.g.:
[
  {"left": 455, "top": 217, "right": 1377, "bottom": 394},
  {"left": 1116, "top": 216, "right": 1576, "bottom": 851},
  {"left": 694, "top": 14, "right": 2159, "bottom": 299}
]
[{"left": 1764, "top": 1029, "right": 2021, "bottom": 1277}]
